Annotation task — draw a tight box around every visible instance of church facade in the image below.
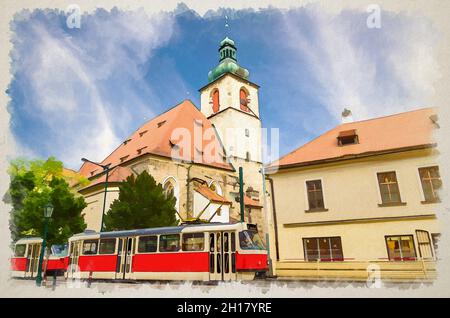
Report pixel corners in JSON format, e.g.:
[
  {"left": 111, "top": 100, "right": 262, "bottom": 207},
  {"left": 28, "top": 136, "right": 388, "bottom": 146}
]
[{"left": 78, "top": 37, "right": 267, "bottom": 239}]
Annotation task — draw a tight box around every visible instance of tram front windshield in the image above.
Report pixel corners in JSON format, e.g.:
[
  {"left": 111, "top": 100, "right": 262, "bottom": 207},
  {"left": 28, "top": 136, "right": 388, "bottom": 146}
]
[{"left": 239, "top": 230, "right": 265, "bottom": 250}]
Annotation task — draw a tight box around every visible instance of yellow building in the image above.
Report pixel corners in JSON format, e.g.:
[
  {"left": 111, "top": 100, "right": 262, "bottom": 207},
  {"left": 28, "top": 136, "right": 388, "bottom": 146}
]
[{"left": 266, "top": 108, "right": 442, "bottom": 281}]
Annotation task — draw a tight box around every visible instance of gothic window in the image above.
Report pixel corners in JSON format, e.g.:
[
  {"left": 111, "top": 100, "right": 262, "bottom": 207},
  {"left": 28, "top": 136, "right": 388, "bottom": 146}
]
[
  {"left": 162, "top": 177, "right": 179, "bottom": 217},
  {"left": 240, "top": 88, "right": 249, "bottom": 112},
  {"left": 209, "top": 181, "right": 223, "bottom": 196},
  {"left": 212, "top": 89, "right": 220, "bottom": 113},
  {"left": 163, "top": 181, "right": 175, "bottom": 199}
]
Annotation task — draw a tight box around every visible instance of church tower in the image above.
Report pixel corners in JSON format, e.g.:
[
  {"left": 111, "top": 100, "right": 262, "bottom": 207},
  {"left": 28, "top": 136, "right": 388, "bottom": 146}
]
[
  {"left": 199, "top": 37, "right": 262, "bottom": 165},
  {"left": 199, "top": 37, "right": 264, "bottom": 228}
]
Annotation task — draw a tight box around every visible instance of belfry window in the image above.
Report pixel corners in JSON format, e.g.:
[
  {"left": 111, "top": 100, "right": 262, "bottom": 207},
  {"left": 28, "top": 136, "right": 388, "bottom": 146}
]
[
  {"left": 212, "top": 89, "right": 220, "bottom": 113},
  {"left": 240, "top": 88, "right": 249, "bottom": 112}
]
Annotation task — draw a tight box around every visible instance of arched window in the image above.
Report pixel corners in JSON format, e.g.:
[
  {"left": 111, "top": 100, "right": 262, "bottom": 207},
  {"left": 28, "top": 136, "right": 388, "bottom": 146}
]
[
  {"left": 163, "top": 181, "right": 175, "bottom": 199},
  {"left": 162, "top": 177, "right": 180, "bottom": 217},
  {"left": 240, "top": 88, "right": 249, "bottom": 112},
  {"left": 209, "top": 180, "right": 223, "bottom": 196},
  {"left": 212, "top": 89, "right": 220, "bottom": 113}
]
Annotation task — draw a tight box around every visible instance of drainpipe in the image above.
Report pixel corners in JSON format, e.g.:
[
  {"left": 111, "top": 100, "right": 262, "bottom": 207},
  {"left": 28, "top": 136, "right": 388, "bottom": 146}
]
[
  {"left": 267, "top": 176, "right": 280, "bottom": 261},
  {"left": 239, "top": 167, "right": 245, "bottom": 222}
]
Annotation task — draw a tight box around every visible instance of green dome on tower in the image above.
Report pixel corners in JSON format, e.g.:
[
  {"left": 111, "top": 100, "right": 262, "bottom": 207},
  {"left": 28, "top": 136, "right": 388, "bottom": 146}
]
[{"left": 207, "top": 37, "right": 249, "bottom": 83}]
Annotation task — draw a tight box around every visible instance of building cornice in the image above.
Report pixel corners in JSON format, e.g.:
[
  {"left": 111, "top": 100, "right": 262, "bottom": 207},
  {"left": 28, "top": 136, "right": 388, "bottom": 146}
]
[
  {"left": 207, "top": 105, "right": 260, "bottom": 121},
  {"left": 266, "top": 143, "right": 437, "bottom": 174},
  {"left": 198, "top": 72, "right": 260, "bottom": 92},
  {"left": 283, "top": 213, "right": 437, "bottom": 228}
]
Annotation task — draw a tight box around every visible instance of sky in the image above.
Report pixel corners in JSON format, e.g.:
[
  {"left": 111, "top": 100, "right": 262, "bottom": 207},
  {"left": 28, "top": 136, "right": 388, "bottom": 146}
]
[{"left": 7, "top": 3, "right": 440, "bottom": 169}]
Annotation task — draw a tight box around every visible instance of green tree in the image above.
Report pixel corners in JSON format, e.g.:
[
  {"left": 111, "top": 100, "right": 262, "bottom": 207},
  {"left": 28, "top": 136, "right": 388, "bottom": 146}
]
[
  {"left": 5, "top": 157, "right": 87, "bottom": 245},
  {"left": 104, "top": 170, "right": 178, "bottom": 231}
]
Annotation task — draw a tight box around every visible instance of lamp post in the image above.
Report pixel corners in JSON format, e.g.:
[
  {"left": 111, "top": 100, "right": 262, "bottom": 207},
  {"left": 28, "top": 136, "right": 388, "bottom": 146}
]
[
  {"left": 36, "top": 202, "right": 53, "bottom": 287},
  {"left": 81, "top": 158, "right": 110, "bottom": 232}
]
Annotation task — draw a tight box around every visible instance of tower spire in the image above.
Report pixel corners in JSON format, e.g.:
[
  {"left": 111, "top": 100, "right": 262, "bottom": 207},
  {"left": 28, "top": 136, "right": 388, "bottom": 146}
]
[{"left": 208, "top": 37, "right": 249, "bottom": 83}]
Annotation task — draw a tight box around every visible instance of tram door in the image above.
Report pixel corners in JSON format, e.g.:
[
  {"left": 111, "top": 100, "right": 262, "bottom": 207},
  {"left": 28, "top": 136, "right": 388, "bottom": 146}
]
[
  {"left": 25, "top": 243, "right": 41, "bottom": 278},
  {"left": 116, "top": 237, "right": 135, "bottom": 280},
  {"left": 209, "top": 231, "right": 237, "bottom": 281},
  {"left": 68, "top": 241, "right": 81, "bottom": 278}
]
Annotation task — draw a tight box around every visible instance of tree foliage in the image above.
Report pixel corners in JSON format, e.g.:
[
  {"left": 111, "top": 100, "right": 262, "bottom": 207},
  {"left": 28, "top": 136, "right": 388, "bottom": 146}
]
[
  {"left": 104, "top": 170, "right": 178, "bottom": 231},
  {"left": 5, "top": 157, "right": 87, "bottom": 245}
]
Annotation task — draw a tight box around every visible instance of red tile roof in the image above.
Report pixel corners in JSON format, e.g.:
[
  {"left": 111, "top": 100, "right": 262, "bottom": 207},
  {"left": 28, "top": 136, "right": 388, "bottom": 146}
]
[
  {"left": 79, "top": 166, "right": 133, "bottom": 191},
  {"left": 195, "top": 185, "right": 231, "bottom": 205},
  {"left": 244, "top": 195, "right": 263, "bottom": 208},
  {"left": 270, "top": 107, "right": 437, "bottom": 169},
  {"left": 79, "top": 100, "right": 233, "bottom": 178}
]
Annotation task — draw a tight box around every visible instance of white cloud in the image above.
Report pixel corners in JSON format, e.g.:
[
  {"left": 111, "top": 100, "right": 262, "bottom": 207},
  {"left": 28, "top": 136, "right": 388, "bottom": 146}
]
[
  {"left": 11, "top": 10, "right": 176, "bottom": 169},
  {"left": 281, "top": 7, "right": 440, "bottom": 123}
]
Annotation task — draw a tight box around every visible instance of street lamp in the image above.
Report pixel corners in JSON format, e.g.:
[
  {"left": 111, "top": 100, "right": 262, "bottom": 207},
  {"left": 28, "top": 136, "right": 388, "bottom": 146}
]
[
  {"left": 36, "top": 202, "right": 53, "bottom": 286},
  {"left": 81, "top": 158, "right": 111, "bottom": 232}
]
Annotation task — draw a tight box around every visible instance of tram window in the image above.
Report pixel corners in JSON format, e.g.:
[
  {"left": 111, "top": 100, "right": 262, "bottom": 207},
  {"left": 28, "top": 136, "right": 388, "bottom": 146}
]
[
  {"left": 231, "top": 233, "right": 236, "bottom": 252},
  {"left": 82, "top": 240, "right": 98, "bottom": 255},
  {"left": 14, "top": 244, "right": 26, "bottom": 257},
  {"left": 239, "top": 231, "right": 265, "bottom": 250},
  {"left": 209, "top": 233, "right": 215, "bottom": 252},
  {"left": 182, "top": 233, "right": 205, "bottom": 251},
  {"left": 224, "top": 233, "right": 229, "bottom": 252},
  {"left": 159, "top": 234, "right": 180, "bottom": 252},
  {"left": 138, "top": 236, "right": 158, "bottom": 253},
  {"left": 99, "top": 239, "right": 116, "bottom": 254}
]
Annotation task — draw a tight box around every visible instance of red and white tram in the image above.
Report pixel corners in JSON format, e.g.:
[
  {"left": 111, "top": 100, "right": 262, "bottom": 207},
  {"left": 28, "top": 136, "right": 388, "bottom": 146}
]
[
  {"left": 66, "top": 222, "right": 268, "bottom": 281},
  {"left": 10, "top": 237, "right": 69, "bottom": 278}
]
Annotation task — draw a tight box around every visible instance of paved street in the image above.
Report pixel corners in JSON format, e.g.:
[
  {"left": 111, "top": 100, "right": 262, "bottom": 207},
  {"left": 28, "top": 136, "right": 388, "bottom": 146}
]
[{"left": 6, "top": 276, "right": 429, "bottom": 297}]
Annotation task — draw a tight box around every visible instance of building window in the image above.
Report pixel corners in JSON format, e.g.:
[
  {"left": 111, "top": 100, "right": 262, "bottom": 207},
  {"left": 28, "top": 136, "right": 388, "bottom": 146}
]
[
  {"left": 303, "top": 237, "right": 343, "bottom": 262},
  {"left": 240, "top": 88, "right": 249, "bottom": 112},
  {"left": 138, "top": 236, "right": 158, "bottom": 253},
  {"left": 337, "top": 129, "right": 358, "bottom": 146},
  {"left": 212, "top": 89, "right": 220, "bottom": 113},
  {"left": 385, "top": 235, "right": 416, "bottom": 261},
  {"left": 305, "top": 180, "right": 327, "bottom": 211},
  {"left": 377, "top": 172, "right": 404, "bottom": 206},
  {"left": 245, "top": 151, "right": 251, "bottom": 162},
  {"left": 182, "top": 233, "right": 205, "bottom": 251},
  {"left": 245, "top": 128, "right": 249, "bottom": 137},
  {"left": 416, "top": 230, "right": 434, "bottom": 259},
  {"left": 163, "top": 180, "right": 175, "bottom": 199},
  {"left": 419, "top": 166, "right": 441, "bottom": 203}
]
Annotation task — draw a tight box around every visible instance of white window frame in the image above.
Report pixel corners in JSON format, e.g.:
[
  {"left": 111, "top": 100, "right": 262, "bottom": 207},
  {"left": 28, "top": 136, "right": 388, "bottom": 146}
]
[
  {"left": 415, "top": 163, "right": 441, "bottom": 203},
  {"left": 373, "top": 168, "right": 404, "bottom": 205}
]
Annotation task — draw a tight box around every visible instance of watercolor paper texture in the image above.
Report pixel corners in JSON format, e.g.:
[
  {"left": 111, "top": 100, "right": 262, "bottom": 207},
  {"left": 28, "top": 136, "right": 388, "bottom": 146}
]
[{"left": 1, "top": 0, "right": 449, "bottom": 297}]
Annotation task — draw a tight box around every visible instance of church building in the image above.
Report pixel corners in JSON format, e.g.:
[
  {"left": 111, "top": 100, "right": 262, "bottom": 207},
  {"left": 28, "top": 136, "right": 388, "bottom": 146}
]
[{"left": 78, "top": 37, "right": 266, "bottom": 237}]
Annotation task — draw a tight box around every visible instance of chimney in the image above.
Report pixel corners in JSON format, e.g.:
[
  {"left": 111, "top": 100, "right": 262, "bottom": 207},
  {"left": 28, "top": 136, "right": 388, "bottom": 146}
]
[{"left": 341, "top": 108, "right": 353, "bottom": 123}]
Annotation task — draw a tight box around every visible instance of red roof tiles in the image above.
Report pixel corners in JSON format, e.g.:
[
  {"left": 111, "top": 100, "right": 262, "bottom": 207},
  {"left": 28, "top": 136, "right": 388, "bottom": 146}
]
[
  {"left": 195, "top": 185, "right": 231, "bottom": 205},
  {"left": 79, "top": 166, "right": 132, "bottom": 191},
  {"left": 244, "top": 195, "right": 263, "bottom": 208},
  {"left": 270, "top": 107, "right": 437, "bottom": 169},
  {"left": 79, "top": 100, "right": 233, "bottom": 178}
]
